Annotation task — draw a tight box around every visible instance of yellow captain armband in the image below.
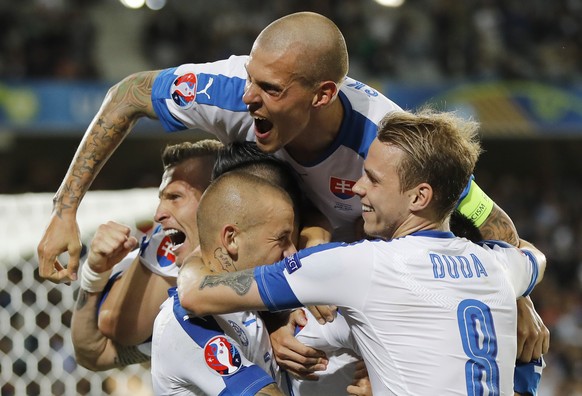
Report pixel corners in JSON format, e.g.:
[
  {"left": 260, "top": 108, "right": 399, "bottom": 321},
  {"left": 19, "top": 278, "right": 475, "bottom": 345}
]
[{"left": 456, "top": 180, "right": 494, "bottom": 227}]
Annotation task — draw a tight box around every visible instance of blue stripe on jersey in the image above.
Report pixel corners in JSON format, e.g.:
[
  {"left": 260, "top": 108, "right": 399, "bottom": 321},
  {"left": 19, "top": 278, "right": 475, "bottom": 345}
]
[
  {"left": 170, "top": 287, "right": 224, "bottom": 345},
  {"left": 302, "top": 91, "right": 378, "bottom": 166},
  {"left": 152, "top": 67, "right": 248, "bottom": 132},
  {"left": 336, "top": 91, "right": 380, "bottom": 158},
  {"left": 152, "top": 68, "right": 189, "bottom": 131},
  {"left": 520, "top": 250, "right": 539, "bottom": 297},
  {"left": 514, "top": 357, "right": 544, "bottom": 395},
  {"left": 254, "top": 263, "right": 301, "bottom": 312},
  {"left": 168, "top": 288, "right": 275, "bottom": 395}
]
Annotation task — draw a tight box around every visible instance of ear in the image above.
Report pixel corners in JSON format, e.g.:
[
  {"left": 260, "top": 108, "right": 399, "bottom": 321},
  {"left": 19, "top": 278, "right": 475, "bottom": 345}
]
[
  {"left": 220, "top": 224, "right": 239, "bottom": 259},
  {"left": 312, "top": 81, "right": 338, "bottom": 108},
  {"left": 409, "top": 183, "right": 433, "bottom": 212}
]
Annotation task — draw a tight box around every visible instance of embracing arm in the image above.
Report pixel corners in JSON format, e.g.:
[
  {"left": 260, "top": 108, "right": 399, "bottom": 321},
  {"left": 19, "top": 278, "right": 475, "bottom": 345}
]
[
  {"left": 177, "top": 257, "right": 266, "bottom": 316},
  {"left": 37, "top": 71, "right": 160, "bottom": 284}
]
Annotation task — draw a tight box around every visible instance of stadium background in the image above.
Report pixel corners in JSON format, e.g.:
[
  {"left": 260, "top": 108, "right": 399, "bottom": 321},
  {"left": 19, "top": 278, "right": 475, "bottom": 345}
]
[{"left": 1, "top": 0, "right": 581, "bottom": 394}]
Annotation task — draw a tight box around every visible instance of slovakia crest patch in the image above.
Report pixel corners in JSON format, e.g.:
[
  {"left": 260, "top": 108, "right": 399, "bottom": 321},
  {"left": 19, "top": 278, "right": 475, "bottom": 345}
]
[
  {"left": 204, "top": 336, "right": 242, "bottom": 376},
  {"left": 171, "top": 73, "right": 197, "bottom": 109},
  {"left": 156, "top": 235, "right": 176, "bottom": 267},
  {"left": 330, "top": 177, "right": 356, "bottom": 199}
]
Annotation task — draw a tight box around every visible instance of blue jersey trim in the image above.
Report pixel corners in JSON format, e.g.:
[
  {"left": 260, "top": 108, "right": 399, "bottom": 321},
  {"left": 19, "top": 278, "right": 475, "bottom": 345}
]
[
  {"left": 254, "top": 264, "right": 302, "bottom": 312},
  {"left": 293, "top": 91, "right": 378, "bottom": 167},
  {"left": 169, "top": 288, "right": 275, "bottom": 395},
  {"left": 457, "top": 175, "right": 475, "bottom": 204},
  {"left": 514, "top": 358, "right": 544, "bottom": 395},
  {"left": 410, "top": 230, "right": 455, "bottom": 239},
  {"left": 520, "top": 250, "right": 539, "bottom": 297},
  {"left": 152, "top": 68, "right": 188, "bottom": 132}
]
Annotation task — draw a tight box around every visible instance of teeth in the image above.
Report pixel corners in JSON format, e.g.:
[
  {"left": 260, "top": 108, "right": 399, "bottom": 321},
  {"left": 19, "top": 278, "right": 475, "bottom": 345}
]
[
  {"left": 253, "top": 116, "right": 266, "bottom": 121},
  {"left": 362, "top": 205, "right": 374, "bottom": 212},
  {"left": 171, "top": 242, "right": 184, "bottom": 251},
  {"left": 164, "top": 229, "right": 178, "bottom": 236}
]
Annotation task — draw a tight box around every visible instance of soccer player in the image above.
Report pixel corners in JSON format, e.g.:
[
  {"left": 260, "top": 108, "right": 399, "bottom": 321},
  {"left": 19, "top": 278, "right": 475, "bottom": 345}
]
[
  {"left": 40, "top": 11, "right": 547, "bottom": 365},
  {"left": 71, "top": 140, "right": 221, "bottom": 369},
  {"left": 176, "top": 109, "right": 547, "bottom": 395}
]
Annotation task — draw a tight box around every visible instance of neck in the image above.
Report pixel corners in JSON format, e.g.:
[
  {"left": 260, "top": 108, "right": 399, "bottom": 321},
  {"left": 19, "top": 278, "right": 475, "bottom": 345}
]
[
  {"left": 202, "top": 247, "right": 237, "bottom": 273},
  {"left": 285, "top": 98, "right": 344, "bottom": 164},
  {"left": 390, "top": 216, "right": 444, "bottom": 240}
]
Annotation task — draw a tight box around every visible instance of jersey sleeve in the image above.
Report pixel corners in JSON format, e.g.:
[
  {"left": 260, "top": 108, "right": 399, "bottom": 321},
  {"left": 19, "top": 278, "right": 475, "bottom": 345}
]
[
  {"left": 480, "top": 241, "right": 540, "bottom": 297},
  {"left": 254, "top": 241, "right": 374, "bottom": 312},
  {"left": 138, "top": 225, "right": 179, "bottom": 278},
  {"left": 151, "top": 55, "right": 254, "bottom": 143}
]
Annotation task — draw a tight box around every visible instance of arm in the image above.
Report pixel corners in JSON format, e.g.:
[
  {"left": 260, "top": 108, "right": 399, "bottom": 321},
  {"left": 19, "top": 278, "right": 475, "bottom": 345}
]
[
  {"left": 177, "top": 257, "right": 266, "bottom": 316},
  {"left": 37, "top": 71, "right": 160, "bottom": 284},
  {"left": 515, "top": 239, "right": 550, "bottom": 362},
  {"left": 70, "top": 221, "right": 150, "bottom": 370},
  {"left": 458, "top": 180, "right": 549, "bottom": 361},
  {"left": 98, "top": 256, "right": 174, "bottom": 345},
  {"left": 71, "top": 289, "right": 149, "bottom": 370}
]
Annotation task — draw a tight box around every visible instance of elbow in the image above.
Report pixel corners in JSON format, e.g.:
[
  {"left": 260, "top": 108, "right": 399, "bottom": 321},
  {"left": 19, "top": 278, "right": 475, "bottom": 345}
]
[
  {"left": 74, "top": 352, "right": 103, "bottom": 372},
  {"left": 177, "top": 287, "right": 207, "bottom": 317}
]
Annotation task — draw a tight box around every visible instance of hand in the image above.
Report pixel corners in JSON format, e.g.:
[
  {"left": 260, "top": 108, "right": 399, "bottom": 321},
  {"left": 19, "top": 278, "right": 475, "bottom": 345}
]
[
  {"left": 307, "top": 304, "right": 338, "bottom": 324},
  {"left": 346, "top": 360, "right": 372, "bottom": 396},
  {"left": 267, "top": 309, "right": 328, "bottom": 380},
  {"left": 87, "top": 221, "right": 138, "bottom": 273},
  {"left": 516, "top": 296, "right": 550, "bottom": 362},
  {"left": 37, "top": 212, "right": 82, "bottom": 283}
]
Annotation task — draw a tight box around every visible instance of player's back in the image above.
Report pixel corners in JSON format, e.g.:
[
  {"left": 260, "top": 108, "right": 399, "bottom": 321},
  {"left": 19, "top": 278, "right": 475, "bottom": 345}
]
[{"left": 350, "top": 234, "right": 529, "bottom": 395}]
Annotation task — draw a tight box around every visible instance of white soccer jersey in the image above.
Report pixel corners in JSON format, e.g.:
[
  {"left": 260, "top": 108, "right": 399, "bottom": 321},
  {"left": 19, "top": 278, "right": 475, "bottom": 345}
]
[
  {"left": 138, "top": 224, "right": 179, "bottom": 278},
  {"left": 289, "top": 308, "right": 361, "bottom": 396},
  {"left": 151, "top": 56, "right": 402, "bottom": 241},
  {"left": 254, "top": 231, "right": 540, "bottom": 395},
  {"left": 151, "top": 288, "right": 281, "bottom": 396}
]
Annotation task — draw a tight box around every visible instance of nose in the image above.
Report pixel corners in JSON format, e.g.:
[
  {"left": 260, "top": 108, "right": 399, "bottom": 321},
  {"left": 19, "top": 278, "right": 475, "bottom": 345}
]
[
  {"left": 283, "top": 243, "right": 298, "bottom": 259},
  {"left": 242, "top": 81, "right": 260, "bottom": 107},
  {"left": 153, "top": 202, "right": 167, "bottom": 223},
  {"left": 352, "top": 177, "right": 365, "bottom": 198}
]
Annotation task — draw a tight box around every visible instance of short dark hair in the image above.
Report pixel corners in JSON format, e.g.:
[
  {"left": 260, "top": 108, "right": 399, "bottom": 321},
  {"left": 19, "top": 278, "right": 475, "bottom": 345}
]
[
  {"left": 161, "top": 139, "right": 223, "bottom": 170},
  {"left": 212, "top": 141, "right": 303, "bottom": 223}
]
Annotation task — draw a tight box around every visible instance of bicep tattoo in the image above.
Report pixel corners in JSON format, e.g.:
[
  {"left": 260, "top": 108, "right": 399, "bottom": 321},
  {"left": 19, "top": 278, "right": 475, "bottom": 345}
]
[{"left": 200, "top": 269, "right": 254, "bottom": 296}]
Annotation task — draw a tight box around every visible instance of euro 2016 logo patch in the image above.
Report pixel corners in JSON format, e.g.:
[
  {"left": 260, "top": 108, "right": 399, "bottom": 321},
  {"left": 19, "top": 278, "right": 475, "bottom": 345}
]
[
  {"left": 330, "top": 177, "right": 356, "bottom": 199},
  {"left": 156, "top": 236, "right": 176, "bottom": 267},
  {"left": 204, "top": 336, "right": 242, "bottom": 376},
  {"left": 171, "top": 73, "right": 197, "bottom": 109}
]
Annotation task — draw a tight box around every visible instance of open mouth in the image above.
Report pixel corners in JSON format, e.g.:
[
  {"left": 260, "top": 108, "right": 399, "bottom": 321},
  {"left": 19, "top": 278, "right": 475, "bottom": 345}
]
[
  {"left": 254, "top": 116, "right": 273, "bottom": 137},
  {"left": 362, "top": 204, "right": 374, "bottom": 213},
  {"left": 164, "top": 228, "right": 186, "bottom": 250}
]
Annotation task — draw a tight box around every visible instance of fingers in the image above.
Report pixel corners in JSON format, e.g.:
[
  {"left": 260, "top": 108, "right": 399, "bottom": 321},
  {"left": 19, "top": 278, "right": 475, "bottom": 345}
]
[
  {"left": 307, "top": 305, "right": 338, "bottom": 324},
  {"left": 40, "top": 259, "right": 75, "bottom": 285}
]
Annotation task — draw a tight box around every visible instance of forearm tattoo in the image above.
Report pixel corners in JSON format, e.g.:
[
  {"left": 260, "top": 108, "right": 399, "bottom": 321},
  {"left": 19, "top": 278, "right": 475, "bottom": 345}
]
[
  {"left": 114, "top": 344, "right": 150, "bottom": 367},
  {"left": 478, "top": 205, "right": 519, "bottom": 246},
  {"left": 200, "top": 269, "right": 254, "bottom": 296},
  {"left": 53, "top": 72, "right": 156, "bottom": 216}
]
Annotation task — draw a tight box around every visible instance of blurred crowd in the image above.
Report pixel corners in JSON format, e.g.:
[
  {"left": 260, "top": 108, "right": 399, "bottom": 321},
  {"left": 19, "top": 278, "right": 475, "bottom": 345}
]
[
  {"left": 1, "top": 0, "right": 581, "bottom": 394},
  {"left": 1, "top": 0, "right": 581, "bottom": 83}
]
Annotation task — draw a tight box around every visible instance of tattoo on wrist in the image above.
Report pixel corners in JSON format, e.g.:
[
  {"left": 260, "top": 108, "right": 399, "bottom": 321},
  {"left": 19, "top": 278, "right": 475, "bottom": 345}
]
[
  {"left": 114, "top": 345, "right": 149, "bottom": 367},
  {"left": 200, "top": 269, "right": 253, "bottom": 296}
]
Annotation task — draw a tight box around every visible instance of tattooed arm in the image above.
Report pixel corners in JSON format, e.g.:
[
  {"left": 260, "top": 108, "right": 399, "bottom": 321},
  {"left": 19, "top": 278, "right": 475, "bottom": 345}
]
[
  {"left": 71, "top": 288, "right": 149, "bottom": 371},
  {"left": 37, "top": 71, "right": 160, "bottom": 284},
  {"left": 478, "top": 202, "right": 519, "bottom": 246},
  {"left": 177, "top": 256, "right": 266, "bottom": 316},
  {"left": 478, "top": 202, "right": 549, "bottom": 362}
]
